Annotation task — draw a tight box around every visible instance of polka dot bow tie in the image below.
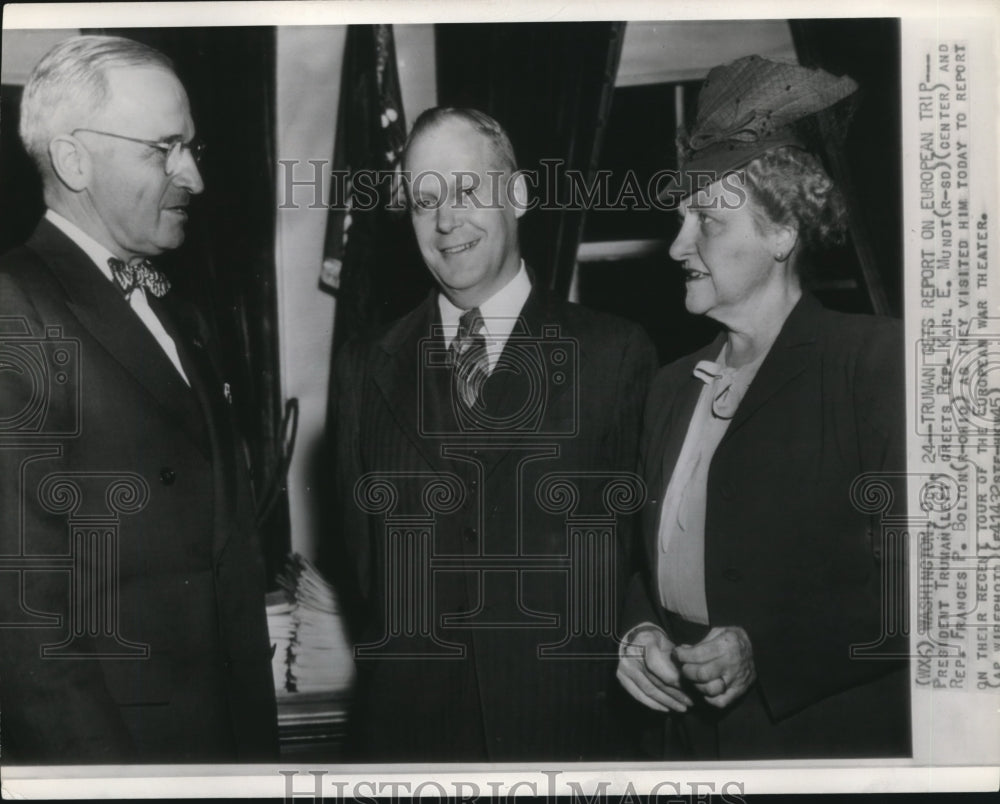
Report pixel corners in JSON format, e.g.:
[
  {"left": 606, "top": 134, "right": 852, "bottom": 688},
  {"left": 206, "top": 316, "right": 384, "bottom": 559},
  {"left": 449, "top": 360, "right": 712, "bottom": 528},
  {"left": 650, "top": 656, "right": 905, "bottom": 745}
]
[{"left": 108, "top": 257, "right": 171, "bottom": 298}]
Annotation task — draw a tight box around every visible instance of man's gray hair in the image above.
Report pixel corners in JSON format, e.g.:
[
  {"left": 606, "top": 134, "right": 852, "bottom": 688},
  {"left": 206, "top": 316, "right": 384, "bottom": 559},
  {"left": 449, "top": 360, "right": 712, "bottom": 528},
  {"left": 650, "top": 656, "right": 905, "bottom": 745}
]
[{"left": 19, "top": 35, "right": 174, "bottom": 176}]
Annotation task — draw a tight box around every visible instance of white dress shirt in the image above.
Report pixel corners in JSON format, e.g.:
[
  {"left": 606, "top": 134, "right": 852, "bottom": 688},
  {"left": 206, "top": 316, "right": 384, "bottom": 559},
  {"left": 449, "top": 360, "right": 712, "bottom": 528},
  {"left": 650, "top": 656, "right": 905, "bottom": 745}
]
[
  {"left": 45, "top": 210, "right": 191, "bottom": 386},
  {"left": 437, "top": 260, "right": 532, "bottom": 374}
]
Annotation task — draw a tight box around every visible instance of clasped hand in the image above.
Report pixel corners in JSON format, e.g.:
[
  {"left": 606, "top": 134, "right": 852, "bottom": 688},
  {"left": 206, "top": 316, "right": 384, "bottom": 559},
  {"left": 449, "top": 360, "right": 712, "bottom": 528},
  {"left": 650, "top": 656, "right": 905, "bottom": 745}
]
[{"left": 617, "top": 625, "right": 756, "bottom": 712}]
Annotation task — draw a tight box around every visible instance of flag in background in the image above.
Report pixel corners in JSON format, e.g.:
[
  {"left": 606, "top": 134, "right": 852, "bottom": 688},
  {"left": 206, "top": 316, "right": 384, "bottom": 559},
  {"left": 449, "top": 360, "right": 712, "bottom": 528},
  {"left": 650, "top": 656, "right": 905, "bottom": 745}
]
[{"left": 321, "top": 24, "right": 409, "bottom": 349}]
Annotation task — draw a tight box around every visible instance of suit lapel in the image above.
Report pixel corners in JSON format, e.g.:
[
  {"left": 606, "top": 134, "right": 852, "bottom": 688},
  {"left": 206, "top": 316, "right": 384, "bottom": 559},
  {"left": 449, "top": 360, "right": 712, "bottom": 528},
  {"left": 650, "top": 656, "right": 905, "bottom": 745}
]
[
  {"left": 370, "top": 286, "right": 579, "bottom": 477},
  {"left": 29, "top": 221, "right": 208, "bottom": 451},
  {"left": 154, "top": 293, "right": 245, "bottom": 559},
  {"left": 372, "top": 295, "right": 453, "bottom": 473},
  {"left": 476, "top": 288, "right": 574, "bottom": 481},
  {"left": 639, "top": 296, "right": 822, "bottom": 568},
  {"left": 722, "top": 293, "right": 821, "bottom": 442},
  {"left": 152, "top": 293, "right": 222, "bottom": 446}
]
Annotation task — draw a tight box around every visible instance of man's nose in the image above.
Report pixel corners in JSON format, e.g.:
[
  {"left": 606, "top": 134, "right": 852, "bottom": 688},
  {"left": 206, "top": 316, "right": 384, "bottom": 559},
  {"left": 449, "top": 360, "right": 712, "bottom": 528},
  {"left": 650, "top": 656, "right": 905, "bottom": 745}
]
[
  {"left": 172, "top": 148, "right": 204, "bottom": 195},
  {"left": 435, "top": 200, "right": 460, "bottom": 233}
]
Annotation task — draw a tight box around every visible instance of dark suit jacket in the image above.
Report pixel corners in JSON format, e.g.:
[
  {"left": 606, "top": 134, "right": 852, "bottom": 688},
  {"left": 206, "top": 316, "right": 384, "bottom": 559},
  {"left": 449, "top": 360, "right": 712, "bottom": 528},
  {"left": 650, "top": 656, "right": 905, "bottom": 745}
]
[
  {"left": 0, "top": 219, "right": 278, "bottom": 763},
  {"left": 330, "top": 285, "right": 657, "bottom": 761},
  {"left": 624, "top": 293, "right": 910, "bottom": 759}
]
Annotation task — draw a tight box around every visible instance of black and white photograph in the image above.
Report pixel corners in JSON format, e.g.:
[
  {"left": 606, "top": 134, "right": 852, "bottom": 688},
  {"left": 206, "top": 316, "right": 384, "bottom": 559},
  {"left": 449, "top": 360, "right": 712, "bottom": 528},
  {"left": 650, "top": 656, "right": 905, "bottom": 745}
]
[{"left": 0, "top": 0, "right": 997, "bottom": 798}]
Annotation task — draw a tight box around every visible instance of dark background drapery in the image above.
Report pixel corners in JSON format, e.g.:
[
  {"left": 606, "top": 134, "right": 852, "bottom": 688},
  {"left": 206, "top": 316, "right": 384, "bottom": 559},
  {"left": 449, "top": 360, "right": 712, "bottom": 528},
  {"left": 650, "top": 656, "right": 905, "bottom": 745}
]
[
  {"left": 0, "top": 86, "right": 45, "bottom": 250},
  {"left": 789, "top": 17, "right": 903, "bottom": 317},
  {"left": 436, "top": 21, "right": 626, "bottom": 296},
  {"left": 318, "top": 24, "right": 415, "bottom": 635},
  {"left": 0, "top": 27, "right": 290, "bottom": 583},
  {"left": 324, "top": 24, "right": 417, "bottom": 351}
]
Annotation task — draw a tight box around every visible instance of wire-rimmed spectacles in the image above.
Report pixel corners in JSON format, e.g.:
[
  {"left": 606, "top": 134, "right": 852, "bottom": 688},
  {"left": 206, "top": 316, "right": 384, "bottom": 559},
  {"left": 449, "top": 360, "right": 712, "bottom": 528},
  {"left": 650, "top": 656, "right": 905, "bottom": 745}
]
[{"left": 72, "top": 128, "right": 206, "bottom": 176}]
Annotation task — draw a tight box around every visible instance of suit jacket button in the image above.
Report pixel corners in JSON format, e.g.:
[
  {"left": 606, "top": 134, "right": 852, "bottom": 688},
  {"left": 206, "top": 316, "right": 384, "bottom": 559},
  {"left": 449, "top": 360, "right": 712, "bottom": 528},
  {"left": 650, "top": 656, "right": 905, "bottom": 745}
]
[
  {"left": 723, "top": 568, "right": 743, "bottom": 582},
  {"left": 159, "top": 467, "right": 176, "bottom": 485}
]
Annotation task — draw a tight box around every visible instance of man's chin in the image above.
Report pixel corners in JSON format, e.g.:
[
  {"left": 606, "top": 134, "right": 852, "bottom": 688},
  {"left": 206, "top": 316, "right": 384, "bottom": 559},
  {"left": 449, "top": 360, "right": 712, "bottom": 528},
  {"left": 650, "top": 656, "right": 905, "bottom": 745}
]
[
  {"left": 154, "top": 229, "right": 188, "bottom": 252},
  {"left": 429, "top": 266, "right": 482, "bottom": 292}
]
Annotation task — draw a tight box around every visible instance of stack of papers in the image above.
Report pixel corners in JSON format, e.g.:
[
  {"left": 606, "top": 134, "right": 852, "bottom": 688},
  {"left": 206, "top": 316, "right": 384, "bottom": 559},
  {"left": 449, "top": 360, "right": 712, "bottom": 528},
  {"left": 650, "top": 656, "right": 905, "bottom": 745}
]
[
  {"left": 266, "top": 553, "right": 355, "bottom": 697},
  {"left": 266, "top": 595, "right": 297, "bottom": 694},
  {"left": 267, "top": 554, "right": 354, "bottom": 757}
]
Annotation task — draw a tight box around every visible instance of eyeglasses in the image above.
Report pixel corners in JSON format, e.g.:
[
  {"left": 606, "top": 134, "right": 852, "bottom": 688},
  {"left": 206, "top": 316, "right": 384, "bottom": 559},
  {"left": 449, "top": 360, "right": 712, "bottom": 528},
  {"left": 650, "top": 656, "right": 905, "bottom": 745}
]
[{"left": 72, "top": 128, "right": 206, "bottom": 176}]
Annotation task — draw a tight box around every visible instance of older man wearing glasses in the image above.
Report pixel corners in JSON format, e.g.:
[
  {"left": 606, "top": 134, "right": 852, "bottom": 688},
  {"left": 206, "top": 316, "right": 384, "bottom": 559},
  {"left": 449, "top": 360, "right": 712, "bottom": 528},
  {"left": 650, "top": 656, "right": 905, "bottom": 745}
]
[{"left": 0, "top": 35, "right": 277, "bottom": 763}]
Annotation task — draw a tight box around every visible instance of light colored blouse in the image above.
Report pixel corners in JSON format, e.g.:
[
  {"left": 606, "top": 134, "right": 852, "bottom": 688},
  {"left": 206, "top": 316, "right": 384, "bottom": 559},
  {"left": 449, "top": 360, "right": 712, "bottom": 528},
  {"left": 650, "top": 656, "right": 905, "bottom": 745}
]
[{"left": 655, "top": 342, "right": 769, "bottom": 624}]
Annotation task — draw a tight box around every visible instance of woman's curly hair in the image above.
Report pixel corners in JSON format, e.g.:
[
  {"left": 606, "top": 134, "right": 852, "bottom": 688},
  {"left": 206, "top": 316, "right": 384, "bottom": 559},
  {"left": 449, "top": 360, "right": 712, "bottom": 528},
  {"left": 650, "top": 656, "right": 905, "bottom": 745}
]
[{"left": 742, "top": 146, "right": 849, "bottom": 255}]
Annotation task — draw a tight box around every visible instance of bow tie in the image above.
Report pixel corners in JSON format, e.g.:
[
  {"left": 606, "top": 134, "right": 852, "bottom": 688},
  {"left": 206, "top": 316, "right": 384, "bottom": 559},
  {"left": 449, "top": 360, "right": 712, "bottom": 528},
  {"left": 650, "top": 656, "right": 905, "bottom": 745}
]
[{"left": 108, "top": 257, "right": 171, "bottom": 298}]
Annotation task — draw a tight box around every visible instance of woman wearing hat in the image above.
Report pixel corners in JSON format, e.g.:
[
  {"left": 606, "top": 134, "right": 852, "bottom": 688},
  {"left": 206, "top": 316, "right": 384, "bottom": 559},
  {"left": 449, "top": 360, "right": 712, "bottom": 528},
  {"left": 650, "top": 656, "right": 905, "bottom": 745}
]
[{"left": 616, "top": 56, "right": 909, "bottom": 758}]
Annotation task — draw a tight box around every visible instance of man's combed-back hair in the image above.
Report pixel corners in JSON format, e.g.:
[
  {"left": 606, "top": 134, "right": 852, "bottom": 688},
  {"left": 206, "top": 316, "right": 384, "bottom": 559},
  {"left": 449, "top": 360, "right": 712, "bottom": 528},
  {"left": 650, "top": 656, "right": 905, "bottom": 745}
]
[
  {"left": 19, "top": 35, "right": 174, "bottom": 175},
  {"left": 402, "top": 107, "right": 519, "bottom": 174},
  {"left": 743, "top": 146, "right": 849, "bottom": 254}
]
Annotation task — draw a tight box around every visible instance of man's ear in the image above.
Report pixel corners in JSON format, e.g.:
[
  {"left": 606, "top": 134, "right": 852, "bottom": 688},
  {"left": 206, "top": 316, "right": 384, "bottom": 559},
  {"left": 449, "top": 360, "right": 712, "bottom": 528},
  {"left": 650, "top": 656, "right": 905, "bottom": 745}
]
[
  {"left": 48, "top": 135, "right": 90, "bottom": 192},
  {"left": 510, "top": 170, "right": 529, "bottom": 220}
]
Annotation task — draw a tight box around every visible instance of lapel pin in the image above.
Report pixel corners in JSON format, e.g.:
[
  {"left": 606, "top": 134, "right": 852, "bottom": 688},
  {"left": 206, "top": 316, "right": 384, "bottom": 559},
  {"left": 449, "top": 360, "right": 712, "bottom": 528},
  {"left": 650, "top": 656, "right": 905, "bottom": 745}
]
[{"left": 223, "top": 382, "right": 233, "bottom": 404}]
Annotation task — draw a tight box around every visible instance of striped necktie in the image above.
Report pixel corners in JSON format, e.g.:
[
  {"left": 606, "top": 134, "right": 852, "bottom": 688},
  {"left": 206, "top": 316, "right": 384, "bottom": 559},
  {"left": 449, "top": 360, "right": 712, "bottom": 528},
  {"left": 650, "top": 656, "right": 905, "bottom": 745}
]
[{"left": 451, "top": 307, "right": 489, "bottom": 408}]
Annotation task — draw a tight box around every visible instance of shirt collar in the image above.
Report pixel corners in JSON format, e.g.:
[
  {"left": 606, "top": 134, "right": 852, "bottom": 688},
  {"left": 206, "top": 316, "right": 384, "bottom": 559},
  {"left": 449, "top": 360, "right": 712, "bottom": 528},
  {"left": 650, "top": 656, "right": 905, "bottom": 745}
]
[
  {"left": 438, "top": 260, "right": 532, "bottom": 350},
  {"left": 692, "top": 342, "right": 772, "bottom": 420},
  {"left": 45, "top": 209, "right": 121, "bottom": 283}
]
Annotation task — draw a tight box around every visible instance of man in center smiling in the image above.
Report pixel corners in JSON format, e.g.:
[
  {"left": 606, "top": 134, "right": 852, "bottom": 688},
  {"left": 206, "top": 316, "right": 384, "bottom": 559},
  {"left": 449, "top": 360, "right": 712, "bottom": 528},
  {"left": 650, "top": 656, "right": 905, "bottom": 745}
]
[{"left": 330, "top": 107, "right": 658, "bottom": 760}]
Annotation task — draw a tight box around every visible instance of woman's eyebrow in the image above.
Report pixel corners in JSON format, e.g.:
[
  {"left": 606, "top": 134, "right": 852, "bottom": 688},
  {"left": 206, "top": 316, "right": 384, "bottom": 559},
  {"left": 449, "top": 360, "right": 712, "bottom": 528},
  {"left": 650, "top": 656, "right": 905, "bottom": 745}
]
[
  {"left": 682, "top": 202, "right": 708, "bottom": 216},
  {"left": 687, "top": 195, "right": 719, "bottom": 212}
]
